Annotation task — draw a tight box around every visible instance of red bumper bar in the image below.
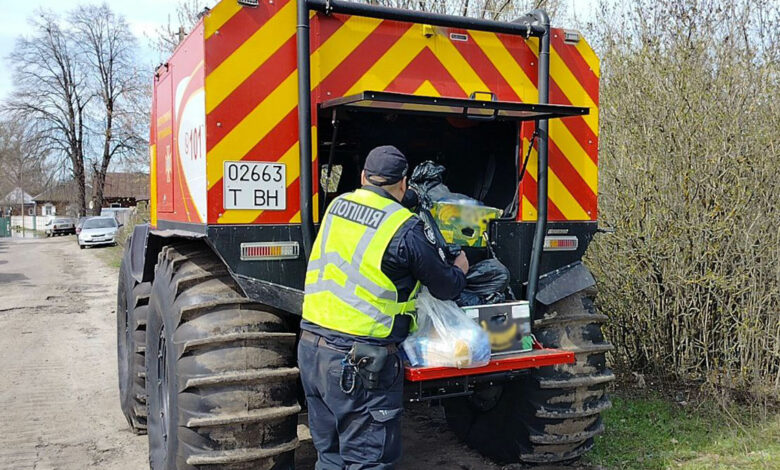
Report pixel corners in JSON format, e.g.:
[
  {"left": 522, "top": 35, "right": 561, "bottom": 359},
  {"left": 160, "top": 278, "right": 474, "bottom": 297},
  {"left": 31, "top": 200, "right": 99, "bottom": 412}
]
[{"left": 404, "top": 348, "right": 575, "bottom": 382}]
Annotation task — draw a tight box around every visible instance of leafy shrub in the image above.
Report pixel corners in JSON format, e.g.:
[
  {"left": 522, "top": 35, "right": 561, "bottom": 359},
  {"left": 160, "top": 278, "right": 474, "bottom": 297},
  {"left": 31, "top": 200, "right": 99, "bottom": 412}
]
[{"left": 586, "top": 0, "right": 779, "bottom": 397}]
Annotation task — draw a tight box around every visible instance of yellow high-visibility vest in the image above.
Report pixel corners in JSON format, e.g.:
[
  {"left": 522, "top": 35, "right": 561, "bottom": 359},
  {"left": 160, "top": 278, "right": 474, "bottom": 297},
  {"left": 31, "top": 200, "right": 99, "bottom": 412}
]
[{"left": 303, "top": 188, "right": 420, "bottom": 338}]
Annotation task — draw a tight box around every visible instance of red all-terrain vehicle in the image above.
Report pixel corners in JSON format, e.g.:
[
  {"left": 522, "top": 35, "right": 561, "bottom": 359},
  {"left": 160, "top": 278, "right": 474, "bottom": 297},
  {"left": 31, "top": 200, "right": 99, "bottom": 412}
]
[{"left": 116, "top": 1, "right": 612, "bottom": 467}]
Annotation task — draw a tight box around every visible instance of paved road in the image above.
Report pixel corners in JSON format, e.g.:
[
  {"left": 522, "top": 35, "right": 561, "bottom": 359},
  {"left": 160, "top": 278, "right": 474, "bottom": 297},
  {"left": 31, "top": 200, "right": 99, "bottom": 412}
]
[{"left": 0, "top": 236, "right": 562, "bottom": 470}]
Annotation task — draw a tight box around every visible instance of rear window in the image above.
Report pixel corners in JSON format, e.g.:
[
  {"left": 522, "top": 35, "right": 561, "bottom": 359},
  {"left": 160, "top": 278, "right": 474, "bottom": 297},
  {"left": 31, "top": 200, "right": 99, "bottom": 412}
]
[
  {"left": 54, "top": 219, "right": 71, "bottom": 224},
  {"left": 83, "top": 218, "right": 117, "bottom": 229}
]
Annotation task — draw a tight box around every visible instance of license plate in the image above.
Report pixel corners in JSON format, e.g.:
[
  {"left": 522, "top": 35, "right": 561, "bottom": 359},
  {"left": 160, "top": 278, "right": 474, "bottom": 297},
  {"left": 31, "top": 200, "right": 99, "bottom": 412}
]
[{"left": 223, "top": 161, "right": 286, "bottom": 210}]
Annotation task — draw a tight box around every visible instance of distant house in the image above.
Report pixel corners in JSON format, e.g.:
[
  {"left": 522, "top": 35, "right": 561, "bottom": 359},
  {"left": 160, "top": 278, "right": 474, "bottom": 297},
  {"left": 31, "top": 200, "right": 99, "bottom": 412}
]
[
  {"left": 1, "top": 188, "right": 35, "bottom": 216},
  {"left": 95, "top": 172, "right": 149, "bottom": 209},
  {"left": 33, "top": 181, "right": 86, "bottom": 218}
]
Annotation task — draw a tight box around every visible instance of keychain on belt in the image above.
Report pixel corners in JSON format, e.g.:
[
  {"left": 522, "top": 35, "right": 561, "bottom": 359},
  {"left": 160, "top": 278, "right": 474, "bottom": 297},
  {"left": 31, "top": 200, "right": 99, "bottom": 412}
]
[{"left": 340, "top": 354, "right": 357, "bottom": 394}]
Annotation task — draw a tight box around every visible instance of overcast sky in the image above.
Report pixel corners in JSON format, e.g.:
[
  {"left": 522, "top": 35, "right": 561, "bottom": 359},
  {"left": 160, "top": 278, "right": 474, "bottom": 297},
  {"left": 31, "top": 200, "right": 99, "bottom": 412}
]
[{"left": 0, "top": 0, "right": 596, "bottom": 101}]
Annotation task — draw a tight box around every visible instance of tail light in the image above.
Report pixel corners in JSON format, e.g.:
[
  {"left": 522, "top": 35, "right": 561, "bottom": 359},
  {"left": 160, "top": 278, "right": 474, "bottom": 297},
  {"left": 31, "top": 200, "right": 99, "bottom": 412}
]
[
  {"left": 240, "top": 241, "right": 299, "bottom": 261},
  {"left": 543, "top": 236, "right": 578, "bottom": 251}
]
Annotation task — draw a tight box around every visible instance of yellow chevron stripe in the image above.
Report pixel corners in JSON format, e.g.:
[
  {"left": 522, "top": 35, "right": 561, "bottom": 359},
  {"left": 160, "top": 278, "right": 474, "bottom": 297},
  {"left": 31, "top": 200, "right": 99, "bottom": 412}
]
[
  {"left": 316, "top": 16, "right": 383, "bottom": 81},
  {"left": 427, "top": 37, "right": 487, "bottom": 96},
  {"left": 414, "top": 80, "right": 440, "bottom": 96},
  {"left": 521, "top": 195, "right": 537, "bottom": 221},
  {"left": 469, "top": 31, "right": 537, "bottom": 99},
  {"left": 524, "top": 37, "right": 540, "bottom": 58},
  {"left": 208, "top": 72, "right": 297, "bottom": 187},
  {"left": 575, "top": 37, "right": 600, "bottom": 78},
  {"left": 150, "top": 144, "right": 157, "bottom": 227},
  {"left": 208, "top": 16, "right": 382, "bottom": 187},
  {"left": 204, "top": 0, "right": 242, "bottom": 39},
  {"left": 158, "top": 127, "right": 172, "bottom": 139},
  {"left": 524, "top": 147, "right": 589, "bottom": 220},
  {"left": 549, "top": 120, "right": 598, "bottom": 194},
  {"left": 156, "top": 111, "right": 171, "bottom": 126},
  {"left": 312, "top": 16, "right": 383, "bottom": 85},
  {"left": 205, "top": 1, "right": 296, "bottom": 113},
  {"left": 289, "top": 185, "right": 319, "bottom": 224},
  {"left": 311, "top": 125, "right": 319, "bottom": 223},
  {"left": 218, "top": 125, "right": 319, "bottom": 224},
  {"left": 345, "top": 26, "right": 426, "bottom": 94},
  {"left": 550, "top": 45, "right": 598, "bottom": 135}
]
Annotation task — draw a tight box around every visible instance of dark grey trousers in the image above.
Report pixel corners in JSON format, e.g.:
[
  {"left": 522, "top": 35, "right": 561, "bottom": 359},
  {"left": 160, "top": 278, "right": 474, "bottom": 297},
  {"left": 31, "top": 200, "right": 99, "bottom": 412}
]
[{"left": 298, "top": 334, "right": 404, "bottom": 470}]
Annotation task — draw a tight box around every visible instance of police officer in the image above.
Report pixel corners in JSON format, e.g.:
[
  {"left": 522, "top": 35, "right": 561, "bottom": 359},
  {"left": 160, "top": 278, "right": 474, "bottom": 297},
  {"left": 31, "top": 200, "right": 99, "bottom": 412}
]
[{"left": 299, "top": 145, "right": 469, "bottom": 469}]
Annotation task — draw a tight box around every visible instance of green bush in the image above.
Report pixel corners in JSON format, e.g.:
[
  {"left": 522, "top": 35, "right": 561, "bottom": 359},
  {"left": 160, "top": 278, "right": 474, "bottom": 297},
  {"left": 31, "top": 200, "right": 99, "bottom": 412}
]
[
  {"left": 117, "top": 201, "right": 150, "bottom": 247},
  {"left": 585, "top": 0, "right": 780, "bottom": 398}
]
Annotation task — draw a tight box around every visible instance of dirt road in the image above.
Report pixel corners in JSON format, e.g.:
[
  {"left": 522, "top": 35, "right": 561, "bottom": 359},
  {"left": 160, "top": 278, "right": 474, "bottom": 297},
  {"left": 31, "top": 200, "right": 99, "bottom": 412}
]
[
  {"left": 0, "top": 237, "right": 147, "bottom": 469},
  {"left": 0, "top": 236, "right": 530, "bottom": 469}
]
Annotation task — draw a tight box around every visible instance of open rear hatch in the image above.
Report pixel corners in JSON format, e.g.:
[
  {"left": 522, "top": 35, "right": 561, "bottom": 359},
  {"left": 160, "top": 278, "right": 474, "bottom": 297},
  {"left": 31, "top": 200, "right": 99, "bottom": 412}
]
[
  {"left": 317, "top": 91, "right": 588, "bottom": 219},
  {"left": 318, "top": 92, "right": 584, "bottom": 399},
  {"left": 320, "top": 90, "right": 589, "bottom": 121}
]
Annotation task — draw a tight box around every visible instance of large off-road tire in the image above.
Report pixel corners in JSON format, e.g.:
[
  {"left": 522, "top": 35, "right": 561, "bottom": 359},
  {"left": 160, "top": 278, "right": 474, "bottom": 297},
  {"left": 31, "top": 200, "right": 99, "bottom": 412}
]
[
  {"left": 146, "top": 242, "right": 300, "bottom": 470},
  {"left": 118, "top": 252, "right": 150, "bottom": 434},
  {"left": 444, "top": 285, "right": 614, "bottom": 464}
]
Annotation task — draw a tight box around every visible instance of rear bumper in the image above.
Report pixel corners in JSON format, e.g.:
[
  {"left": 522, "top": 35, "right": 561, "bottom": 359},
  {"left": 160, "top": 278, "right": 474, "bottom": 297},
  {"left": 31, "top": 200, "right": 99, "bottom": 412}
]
[
  {"left": 404, "top": 348, "right": 575, "bottom": 383},
  {"left": 403, "top": 346, "right": 575, "bottom": 402}
]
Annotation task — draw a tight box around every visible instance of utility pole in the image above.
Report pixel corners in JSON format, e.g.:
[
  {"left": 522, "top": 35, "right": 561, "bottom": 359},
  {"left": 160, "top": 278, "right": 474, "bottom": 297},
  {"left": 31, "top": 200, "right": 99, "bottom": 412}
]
[{"left": 19, "top": 186, "right": 24, "bottom": 238}]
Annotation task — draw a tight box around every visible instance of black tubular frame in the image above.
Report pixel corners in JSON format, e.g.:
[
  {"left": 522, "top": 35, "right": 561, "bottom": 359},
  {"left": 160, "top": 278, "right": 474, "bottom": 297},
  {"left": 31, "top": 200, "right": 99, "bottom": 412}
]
[
  {"left": 524, "top": 9, "right": 550, "bottom": 318},
  {"left": 296, "top": 0, "right": 551, "bottom": 316}
]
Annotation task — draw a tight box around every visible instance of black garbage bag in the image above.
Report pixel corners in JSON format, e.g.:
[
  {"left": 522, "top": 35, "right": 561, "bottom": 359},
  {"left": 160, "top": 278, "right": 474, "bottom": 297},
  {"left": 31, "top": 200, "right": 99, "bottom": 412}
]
[
  {"left": 457, "top": 259, "right": 511, "bottom": 307},
  {"left": 409, "top": 160, "right": 473, "bottom": 209},
  {"left": 409, "top": 161, "right": 446, "bottom": 206}
]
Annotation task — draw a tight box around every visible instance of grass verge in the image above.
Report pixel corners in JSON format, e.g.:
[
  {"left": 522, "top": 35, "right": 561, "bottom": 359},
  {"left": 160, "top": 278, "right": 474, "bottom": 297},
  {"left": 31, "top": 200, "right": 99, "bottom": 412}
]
[
  {"left": 584, "top": 390, "right": 779, "bottom": 469},
  {"left": 93, "top": 242, "right": 123, "bottom": 269}
]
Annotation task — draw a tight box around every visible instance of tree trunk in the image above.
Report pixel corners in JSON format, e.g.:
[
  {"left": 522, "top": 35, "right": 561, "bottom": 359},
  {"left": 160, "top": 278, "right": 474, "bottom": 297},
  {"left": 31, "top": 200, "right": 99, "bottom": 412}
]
[
  {"left": 93, "top": 103, "right": 113, "bottom": 215},
  {"left": 73, "top": 156, "right": 87, "bottom": 217}
]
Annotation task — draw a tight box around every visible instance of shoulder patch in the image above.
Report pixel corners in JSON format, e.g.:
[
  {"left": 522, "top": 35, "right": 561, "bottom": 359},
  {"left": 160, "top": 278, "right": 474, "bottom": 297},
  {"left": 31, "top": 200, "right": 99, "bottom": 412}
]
[{"left": 423, "top": 223, "right": 437, "bottom": 245}]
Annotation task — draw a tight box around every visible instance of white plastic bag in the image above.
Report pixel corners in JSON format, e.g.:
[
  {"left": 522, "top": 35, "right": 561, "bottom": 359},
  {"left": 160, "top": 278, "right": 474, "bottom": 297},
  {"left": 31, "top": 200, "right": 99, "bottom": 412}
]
[{"left": 402, "top": 288, "right": 491, "bottom": 369}]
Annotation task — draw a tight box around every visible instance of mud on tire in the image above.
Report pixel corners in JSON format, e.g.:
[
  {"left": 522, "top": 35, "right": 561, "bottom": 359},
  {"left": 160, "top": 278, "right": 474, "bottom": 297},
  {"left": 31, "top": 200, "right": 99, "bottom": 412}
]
[
  {"left": 118, "top": 250, "right": 150, "bottom": 434},
  {"left": 444, "top": 286, "right": 614, "bottom": 464},
  {"left": 146, "top": 242, "right": 300, "bottom": 470}
]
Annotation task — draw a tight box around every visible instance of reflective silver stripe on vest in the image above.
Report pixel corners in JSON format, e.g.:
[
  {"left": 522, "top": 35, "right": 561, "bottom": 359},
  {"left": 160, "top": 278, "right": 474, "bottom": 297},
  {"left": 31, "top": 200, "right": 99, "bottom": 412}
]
[
  {"left": 309, "top": 252, "right": 396, "bottom": 300},
  {"left": 305, "top": 280, "right": 394, "bottom": 333},
  {"left": 306, "top": 195, "right": 407, "bottom": 328}
]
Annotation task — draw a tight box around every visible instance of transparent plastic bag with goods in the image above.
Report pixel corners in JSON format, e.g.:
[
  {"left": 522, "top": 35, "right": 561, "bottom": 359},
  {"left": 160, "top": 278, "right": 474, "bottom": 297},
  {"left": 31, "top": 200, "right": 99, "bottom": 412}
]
[{"left": 402, "top": 288, "right": 491, "bottom": 369}]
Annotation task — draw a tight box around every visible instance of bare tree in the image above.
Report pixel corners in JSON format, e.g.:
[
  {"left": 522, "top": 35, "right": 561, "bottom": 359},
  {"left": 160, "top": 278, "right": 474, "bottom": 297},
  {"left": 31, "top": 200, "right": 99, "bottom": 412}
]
[
  {"left": 150, "top": 0, "right": 217, "bottom": 57},
  {"left": 71, "top": 3, "right": 146, "bottom": 214},
  {"left": 148, "top": 0, "right": 563, "bottom": 58},
  {"left": 366, "top": 0, "right": 563, "bottom": 21},
  {"left": 6, "top": 12, "right": 90, "bottom": 216},
  {"left": 0, "top": 116, "right": 52, "bottom": 214}
]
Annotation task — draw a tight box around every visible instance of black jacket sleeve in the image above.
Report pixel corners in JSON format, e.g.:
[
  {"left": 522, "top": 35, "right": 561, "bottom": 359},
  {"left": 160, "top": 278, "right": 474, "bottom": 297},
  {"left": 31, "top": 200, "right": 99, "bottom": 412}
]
[{"left": 402, "top": 219, "right": 467, "bottom": 300}]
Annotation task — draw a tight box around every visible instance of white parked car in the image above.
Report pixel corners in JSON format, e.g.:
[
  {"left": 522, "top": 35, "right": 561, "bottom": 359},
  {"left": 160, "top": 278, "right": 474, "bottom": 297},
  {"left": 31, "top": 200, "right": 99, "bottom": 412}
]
[
  {"left": 78, "top": 217, "right": 121, "bottom": 249},
  {"left": 45, "top": 218, "right": 76, "bottom": 237}
]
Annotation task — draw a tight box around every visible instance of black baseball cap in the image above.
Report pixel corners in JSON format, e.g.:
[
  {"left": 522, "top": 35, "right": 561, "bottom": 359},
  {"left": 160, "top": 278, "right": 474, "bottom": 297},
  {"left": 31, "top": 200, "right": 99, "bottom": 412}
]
[{"left": 364, "top": 145, "right": 408, "bottom": 186}]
